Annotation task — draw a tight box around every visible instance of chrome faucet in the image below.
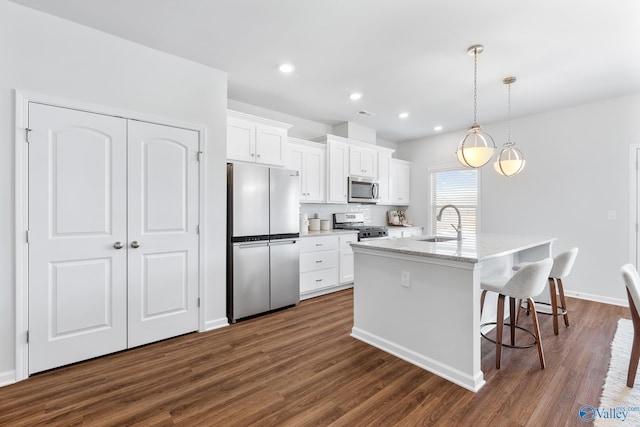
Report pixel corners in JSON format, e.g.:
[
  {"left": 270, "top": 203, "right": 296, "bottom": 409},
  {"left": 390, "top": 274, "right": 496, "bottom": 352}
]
[{"left": 436, "top": 204, "right": 462, "bottom": 241}]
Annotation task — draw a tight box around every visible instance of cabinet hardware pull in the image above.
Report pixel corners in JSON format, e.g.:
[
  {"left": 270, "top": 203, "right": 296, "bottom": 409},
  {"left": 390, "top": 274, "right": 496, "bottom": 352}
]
[
  {"left": 113, "top": 241, "right": 123, "bottom": 250},
  {"left": 315, "top": 260, "right": 322, "bottom": 263},
  {"left": 315, "top": 279, "right": 323, "bottom": 282},
  {"left": 130, "top": 241, "right": 140, "bottom": 249}
]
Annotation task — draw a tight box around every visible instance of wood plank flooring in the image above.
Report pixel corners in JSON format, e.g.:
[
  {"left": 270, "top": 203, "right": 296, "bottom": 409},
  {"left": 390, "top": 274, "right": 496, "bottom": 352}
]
[{"left": 0, "top": 289, "right": 630, "bottom": 426}]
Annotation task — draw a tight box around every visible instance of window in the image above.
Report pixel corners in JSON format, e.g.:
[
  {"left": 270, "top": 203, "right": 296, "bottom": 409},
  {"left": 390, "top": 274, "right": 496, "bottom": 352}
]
[{"left": 429, "top": 167, "right": 478, "bottom": 237}]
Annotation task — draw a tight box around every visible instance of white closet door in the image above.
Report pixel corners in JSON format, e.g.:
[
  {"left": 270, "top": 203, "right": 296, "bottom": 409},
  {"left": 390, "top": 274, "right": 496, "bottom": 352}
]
[
  {"left": 126, "top": 121, "right": 200, "bottom": 347},
  {"left": 28, "top": 103, "right": 128, "bottom": 374}
]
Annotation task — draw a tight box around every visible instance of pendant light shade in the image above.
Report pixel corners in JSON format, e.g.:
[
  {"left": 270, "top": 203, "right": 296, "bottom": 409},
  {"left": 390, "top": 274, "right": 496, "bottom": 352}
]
[
  {"left": 494, "top": 76, "right": 525, "bottom": 177},
  {"left": 456, "top": 45, "right": 495, "bottom": 168}
]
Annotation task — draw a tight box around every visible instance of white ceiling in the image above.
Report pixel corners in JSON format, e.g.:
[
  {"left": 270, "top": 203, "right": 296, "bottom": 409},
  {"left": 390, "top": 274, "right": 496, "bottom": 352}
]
[{"left": 10, "top": 0, "right": 640, "bottom": 142}]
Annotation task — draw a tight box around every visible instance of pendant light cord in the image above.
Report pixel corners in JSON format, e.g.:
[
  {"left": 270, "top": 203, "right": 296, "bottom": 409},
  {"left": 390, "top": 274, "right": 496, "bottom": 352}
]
[
  {"left": 473, "top": 48, "right": 478, "bottom": 125},
  {"left": 507, "top": 82, "right": 511, "bottom": 144}
]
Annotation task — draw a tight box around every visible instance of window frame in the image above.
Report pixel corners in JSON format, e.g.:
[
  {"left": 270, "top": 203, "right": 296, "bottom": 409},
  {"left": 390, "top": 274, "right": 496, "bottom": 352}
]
[{"left": 427, "top": 164, "right": 482, "bottom": 238}]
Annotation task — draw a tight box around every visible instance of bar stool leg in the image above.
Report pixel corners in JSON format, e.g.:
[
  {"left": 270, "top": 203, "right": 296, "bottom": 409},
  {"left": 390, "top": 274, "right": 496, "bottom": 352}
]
[
  {"left": 549, "top": 278, "right": 559, "bottom": 335},
  {"left": 496, "top": 294, "right": 505, "bottom": 369},
  {"left": 480, "top": 289, "right": 487, "bottom": 317},
  {"left": 627, "top": 290, "right": 640, "bottom": 387},
  {"left": 509, "top": 297, "right": 516, "bottom": 347},
  {"left": 557, "top": 278, "right": 570, "bottom": 327},
  {"left": 528, "top": 298, "right": 546, "bottom": 369}
]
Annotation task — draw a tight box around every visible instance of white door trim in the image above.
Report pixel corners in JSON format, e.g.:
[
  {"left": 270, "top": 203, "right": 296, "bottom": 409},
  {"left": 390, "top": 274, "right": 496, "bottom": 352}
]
[
  {"left": 14, "top": 90, "right": 208, "bottom": 382},
  {"left": 630, "top": 144, "right": 640, "bottom": 269}
]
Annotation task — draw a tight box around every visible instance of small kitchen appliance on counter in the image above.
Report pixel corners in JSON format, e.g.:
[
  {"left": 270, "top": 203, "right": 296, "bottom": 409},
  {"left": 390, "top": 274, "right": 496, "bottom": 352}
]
[
  {"left": 227, "top": 163, "right": 300, "bottom": 323},
  {"left": 333, "top": 213, "right": 388, "bottom": 241}
]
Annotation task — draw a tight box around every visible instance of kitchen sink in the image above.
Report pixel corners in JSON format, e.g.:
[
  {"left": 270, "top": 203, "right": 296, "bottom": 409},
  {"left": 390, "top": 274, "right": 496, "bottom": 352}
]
[{"left": 416, "top": 236, "right": 459, "bottom": 243}]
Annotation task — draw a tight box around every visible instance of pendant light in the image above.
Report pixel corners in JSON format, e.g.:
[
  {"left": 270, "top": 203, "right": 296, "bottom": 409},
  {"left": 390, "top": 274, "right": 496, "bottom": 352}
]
[
  {"left": 456, "top": 45, "right": 495, "bottom": 168},
  {"left": 494, "top": 76, "right": 525, "bottom": 176}
]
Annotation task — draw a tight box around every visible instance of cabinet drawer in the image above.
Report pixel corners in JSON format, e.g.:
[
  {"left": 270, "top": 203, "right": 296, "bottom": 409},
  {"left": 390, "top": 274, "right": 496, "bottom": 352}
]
[
  {"left": 300, "top": 236, "right": 339, "bottom": 253},
  {"left": 300, "top": 250, "right": 338, "bottom": 273},
  {"left": 300, "top": 268, "right": 338, "bottom": 293}
]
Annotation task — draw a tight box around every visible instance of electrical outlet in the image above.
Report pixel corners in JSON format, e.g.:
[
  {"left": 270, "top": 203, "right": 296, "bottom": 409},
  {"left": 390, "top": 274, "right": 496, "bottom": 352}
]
[{"left": 401, "top": 271, "right": 411, "bottom": 288}]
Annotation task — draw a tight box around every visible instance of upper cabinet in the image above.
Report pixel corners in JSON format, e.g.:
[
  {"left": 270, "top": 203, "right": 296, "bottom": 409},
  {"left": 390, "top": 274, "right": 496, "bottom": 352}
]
[
  {"left": 227, "top": 110, "right": 292, "bottom": 167},
  {"left": 376, "top": 150, "right": 392, "bottom": 205},
  {"left": 287, "top": 138, "right": 326, "bottom": 203},
  {"left": 389, "top": 158, "right": 411, "bottom": 206},
  {"left": 349, "top": 145, "right": 377, "bottom": 178},
  {"left": 326, "top": 137, "right": 350, "bottom": 204}
]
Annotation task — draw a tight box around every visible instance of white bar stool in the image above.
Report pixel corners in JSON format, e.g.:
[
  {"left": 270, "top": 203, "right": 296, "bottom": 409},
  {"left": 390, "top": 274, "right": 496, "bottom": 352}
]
[
  {"left": 480, "top": 258, "right": 553, "bottom": 369},
  {"left": 514, "top": 247, "right": 578, "bottom": 335}
]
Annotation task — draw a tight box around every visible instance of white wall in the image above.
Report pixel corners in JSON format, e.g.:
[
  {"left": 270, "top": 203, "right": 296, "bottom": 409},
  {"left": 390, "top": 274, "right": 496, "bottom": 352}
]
[
  {"left": 397, "top": 93, "right": 640, "bottom": 305},
  {"left": 0, "top": 1, "right": 228, "bottom": 383}
]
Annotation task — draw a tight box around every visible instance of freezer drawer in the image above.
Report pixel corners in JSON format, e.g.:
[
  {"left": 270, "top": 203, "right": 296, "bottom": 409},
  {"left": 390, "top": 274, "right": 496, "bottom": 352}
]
[
  {"left": 270, "top": 239, "right": 300, "bottom": 309},
  {"left": 232, "top": 241, "right": 270, "bottom": 320}
]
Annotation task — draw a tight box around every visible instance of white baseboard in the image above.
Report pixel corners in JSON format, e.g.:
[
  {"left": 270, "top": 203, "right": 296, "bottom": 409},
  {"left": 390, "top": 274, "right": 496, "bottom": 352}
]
[
  {"left": 351, "top": 327, "right": 485, "bottom": 393},
  {"left": 300, "top": 283, "right": 353, "bottom": 301},
  {"left": 204, "top": 317, "right": 229, "bottom": 332},
  {"left": 565, "top": 290, "right": 628, "bottom": 307},
  {"left": 0, "top": 370, "right": 16, "bottom": 388}
]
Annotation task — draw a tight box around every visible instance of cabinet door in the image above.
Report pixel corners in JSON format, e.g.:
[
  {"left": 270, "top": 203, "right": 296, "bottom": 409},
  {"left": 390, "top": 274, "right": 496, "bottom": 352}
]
[
  {"left": 395, "top": 161, "right": 411, "bottom": 205},
  {"left": 377, "top": 152, "right": 391, "bottom": 204},
  {"left": 256, "top": 124, "right": 287, "bottom": 166},
  {"left": 305, "top": 145, "right": 325, "bottom": 202},
  {"left": 349, "top": 146, "right": 377, "bottom": 178},
  {"left": 328, "top": 141, "right": 349, "bottom": 203},
  {"left": 287, "top": 144, "right": 307, "bottom": 199},
  {"left": 227, "top": 116, "right": 256, "bottom": 163},
  {"left": 390, "top": 159, "right": 411, "bottom": 205}
]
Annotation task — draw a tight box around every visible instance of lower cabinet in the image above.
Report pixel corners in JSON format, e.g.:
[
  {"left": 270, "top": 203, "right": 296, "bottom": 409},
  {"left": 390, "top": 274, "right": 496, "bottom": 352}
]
[
  {"left": 387, "top": 226, "right": 423, "bottom": 239},
  {"left": 300, "top": 232, "right": 358, "bottom": 300}
]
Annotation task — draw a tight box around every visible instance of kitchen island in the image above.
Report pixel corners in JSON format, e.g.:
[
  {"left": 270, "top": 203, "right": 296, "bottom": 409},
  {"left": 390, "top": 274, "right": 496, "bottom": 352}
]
[{"left": 349, "top": 233, "right": 556, "bottom": 392}]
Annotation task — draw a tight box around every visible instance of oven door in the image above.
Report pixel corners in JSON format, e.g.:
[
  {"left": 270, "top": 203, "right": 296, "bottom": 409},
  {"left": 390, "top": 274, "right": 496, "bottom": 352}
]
[{"left": 348, "top": 177, "right": 379, "bottom": 203}]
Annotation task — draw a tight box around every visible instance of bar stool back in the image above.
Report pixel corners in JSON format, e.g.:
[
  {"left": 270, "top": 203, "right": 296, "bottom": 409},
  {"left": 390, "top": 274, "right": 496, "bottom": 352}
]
[{"left": 514, "top": 247, "right": 578, "bottom": 335}]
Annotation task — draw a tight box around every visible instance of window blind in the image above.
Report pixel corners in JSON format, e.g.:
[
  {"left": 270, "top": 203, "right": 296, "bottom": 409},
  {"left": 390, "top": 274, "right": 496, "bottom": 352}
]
[{"left": 429, "top": 168, "right": 478, "bottom": 237}]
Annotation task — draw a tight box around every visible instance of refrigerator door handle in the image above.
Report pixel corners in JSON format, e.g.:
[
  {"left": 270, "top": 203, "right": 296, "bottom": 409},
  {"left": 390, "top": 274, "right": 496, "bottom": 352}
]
[
  {"left": 269, "top": 240, "right": 297, "bottom": 246},
  {"left": 235, "top": 242, "right": 269, "bottom": 249}
]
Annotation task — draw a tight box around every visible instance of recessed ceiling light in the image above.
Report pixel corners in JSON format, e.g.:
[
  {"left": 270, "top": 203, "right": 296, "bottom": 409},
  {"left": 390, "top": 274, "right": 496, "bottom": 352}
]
[
  {"left": 399, "top": 112, "right": 409, "bottom": 119},
  {"left": 434, "top": 125, "right": 443, "bottom": 132},
  {"left": 350, "top": 92, "right": 363, "bottom": 101},
  {"left": 279, "top": 63, "right": 295, "bottom": 73}
]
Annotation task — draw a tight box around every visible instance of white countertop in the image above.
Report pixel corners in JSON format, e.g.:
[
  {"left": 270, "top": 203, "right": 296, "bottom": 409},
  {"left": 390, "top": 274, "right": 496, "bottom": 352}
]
[
  {"left": 300, "top": 229, "right": 358, "bottom": 237},
  {"left": 350, "top": 233, "right": 556, "bottom": 263}
]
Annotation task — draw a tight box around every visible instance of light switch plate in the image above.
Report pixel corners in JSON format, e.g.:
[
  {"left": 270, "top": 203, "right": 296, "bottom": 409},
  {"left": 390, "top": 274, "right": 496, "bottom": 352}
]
[{"left": 401, "top": 271, "right": 411, "bottom": 288}]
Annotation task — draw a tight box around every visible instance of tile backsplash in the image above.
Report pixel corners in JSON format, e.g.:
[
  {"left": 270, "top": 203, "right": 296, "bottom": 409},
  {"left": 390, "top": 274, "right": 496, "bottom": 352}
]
[{"left": 299, "top": 204, "right": 399, "bottom": 226}]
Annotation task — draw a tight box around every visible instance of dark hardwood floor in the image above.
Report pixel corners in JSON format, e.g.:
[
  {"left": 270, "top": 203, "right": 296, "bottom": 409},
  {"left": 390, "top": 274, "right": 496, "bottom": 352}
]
[{"left": 0, "top": 289, "right": 630, "bottom": 426}]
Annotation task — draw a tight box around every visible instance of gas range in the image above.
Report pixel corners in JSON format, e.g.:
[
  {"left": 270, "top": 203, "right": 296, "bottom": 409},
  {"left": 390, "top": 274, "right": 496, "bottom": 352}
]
[{"left": 333, "top": 213, "right": 388, "bottom": 241}]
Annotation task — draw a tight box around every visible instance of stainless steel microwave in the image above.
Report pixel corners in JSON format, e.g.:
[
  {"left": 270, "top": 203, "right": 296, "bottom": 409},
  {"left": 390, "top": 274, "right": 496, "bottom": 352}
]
[{"left": 348, "top": 176, "right": 380, "bottom": 203}]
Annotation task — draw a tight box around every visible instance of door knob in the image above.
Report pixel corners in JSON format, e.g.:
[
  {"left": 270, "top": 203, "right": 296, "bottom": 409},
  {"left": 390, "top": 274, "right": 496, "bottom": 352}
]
[
  {"left": 113, "top": 241, "right": 124, "bottom": 249},
  {"left": 130, "top": 241, "right": 140, "bottom": 249}
]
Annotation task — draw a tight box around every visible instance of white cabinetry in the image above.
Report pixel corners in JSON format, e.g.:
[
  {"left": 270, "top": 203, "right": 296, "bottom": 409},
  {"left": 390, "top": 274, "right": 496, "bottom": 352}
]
[
  {"left": 300, "top": 236, "right": 339, "bottom": 298},
  {"left": 389, "top": 159, "right": 411, "bottom": 205},
  {"left": 327, "top": 138, "right": 350, "bottom": 204},
  {"left": 349, "top": 145, "right": 377, "bottom": 178},
  {"left": 376, "top": 149, "right": 393, "bottom": 205},
  {"left": 300, "top": 232, "right": 357, "bottom": 300},
  {"left": 339, "top": 233, "right": 358, "bottom": 284},
  {"left": 227, "top": 110, "right": 291, "bottom": 167},
  {"left": 287, "top": 138, "right": 325, "bottom": 203},
  {"left": 387, "top": 226, "right": 423, "bottom": 239}
]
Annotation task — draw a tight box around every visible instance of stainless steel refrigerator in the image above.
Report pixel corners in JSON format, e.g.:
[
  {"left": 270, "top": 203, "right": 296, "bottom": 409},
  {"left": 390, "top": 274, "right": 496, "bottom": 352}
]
[{"left": 227, "top": 163, "right": 300, "bottom": 322}]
